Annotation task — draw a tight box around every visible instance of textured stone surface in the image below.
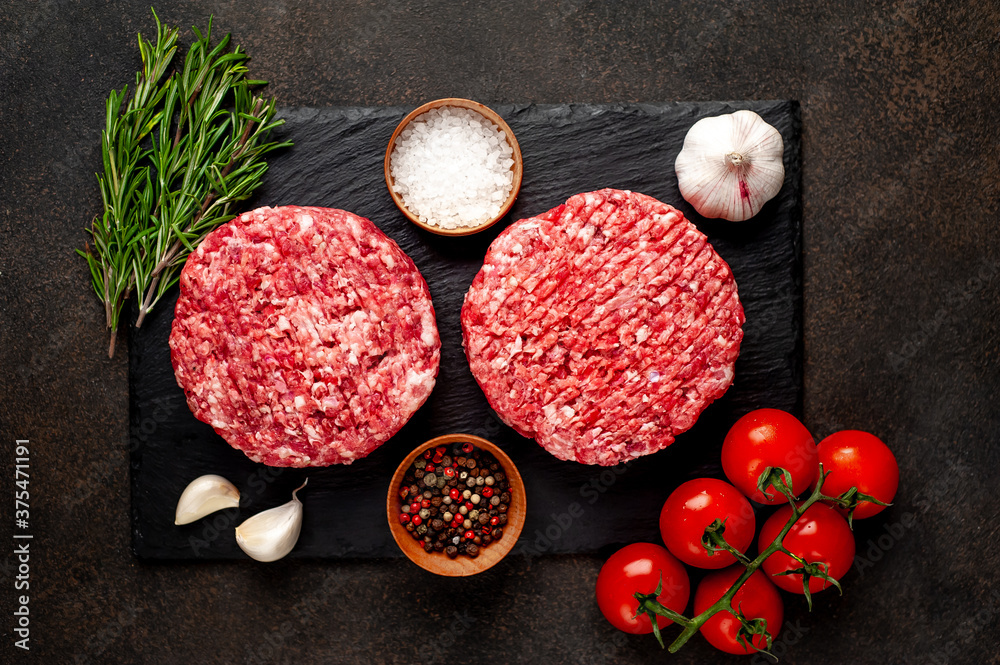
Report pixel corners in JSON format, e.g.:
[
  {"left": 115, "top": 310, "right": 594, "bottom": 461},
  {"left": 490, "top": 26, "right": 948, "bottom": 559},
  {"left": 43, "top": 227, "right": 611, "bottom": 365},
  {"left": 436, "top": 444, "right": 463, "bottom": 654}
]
[{"left": 1, "top": 1, "right": 998, "bottom": 664}]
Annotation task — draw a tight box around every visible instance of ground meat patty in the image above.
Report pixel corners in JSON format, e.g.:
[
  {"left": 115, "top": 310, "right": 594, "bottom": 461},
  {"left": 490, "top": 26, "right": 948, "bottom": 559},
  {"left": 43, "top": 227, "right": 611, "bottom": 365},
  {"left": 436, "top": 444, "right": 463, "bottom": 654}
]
[
  {"left": 462, "top": 189, "right": 744, "bottom": 466},
  {"left": 170, "top": 205, "right": 440, "bottom": 467}
]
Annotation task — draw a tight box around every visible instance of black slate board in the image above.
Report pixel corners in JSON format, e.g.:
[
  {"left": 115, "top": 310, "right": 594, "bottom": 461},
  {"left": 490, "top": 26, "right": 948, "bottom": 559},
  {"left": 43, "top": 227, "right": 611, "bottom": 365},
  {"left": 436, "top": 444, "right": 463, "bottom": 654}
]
[{"left": 130, "top": 101, "right": 802, "bottom": 560}]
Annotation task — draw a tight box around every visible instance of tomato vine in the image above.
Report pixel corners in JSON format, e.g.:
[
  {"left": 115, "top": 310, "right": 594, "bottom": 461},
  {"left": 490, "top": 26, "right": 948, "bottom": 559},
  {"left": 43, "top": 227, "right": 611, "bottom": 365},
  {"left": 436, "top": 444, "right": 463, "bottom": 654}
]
[{"left": 632, "top": 464, "right": 888, "bottom": 658}]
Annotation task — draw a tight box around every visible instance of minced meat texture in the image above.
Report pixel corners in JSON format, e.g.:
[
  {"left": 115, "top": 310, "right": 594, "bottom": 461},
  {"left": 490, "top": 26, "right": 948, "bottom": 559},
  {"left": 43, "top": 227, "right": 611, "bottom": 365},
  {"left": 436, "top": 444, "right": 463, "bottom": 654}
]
[
  {"left": 461, "top": 189, "right": 744, "bottom": 466},
  {"left": 170, "top": 205, "right": 440, "bottom": 467}
]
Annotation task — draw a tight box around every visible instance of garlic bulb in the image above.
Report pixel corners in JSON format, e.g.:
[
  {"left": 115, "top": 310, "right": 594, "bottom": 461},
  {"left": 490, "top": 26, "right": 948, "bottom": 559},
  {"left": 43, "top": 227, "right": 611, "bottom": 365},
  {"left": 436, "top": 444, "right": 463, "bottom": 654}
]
[
  {"left": 175, "top": 474, "right": 241, "bottom": 525},
  {"left": 674, "top": 110, "right": 785, "bottom": 222},
  {"left": 235, "top": 479, "right": 308, "bottom": 562}
]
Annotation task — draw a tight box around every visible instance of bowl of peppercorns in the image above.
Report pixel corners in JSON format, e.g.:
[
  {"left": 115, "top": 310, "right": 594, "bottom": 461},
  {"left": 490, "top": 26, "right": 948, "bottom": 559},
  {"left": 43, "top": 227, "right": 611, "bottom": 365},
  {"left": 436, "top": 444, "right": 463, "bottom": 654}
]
[{"left": 387, "top": 433, "right": 526, "bottom": 576}]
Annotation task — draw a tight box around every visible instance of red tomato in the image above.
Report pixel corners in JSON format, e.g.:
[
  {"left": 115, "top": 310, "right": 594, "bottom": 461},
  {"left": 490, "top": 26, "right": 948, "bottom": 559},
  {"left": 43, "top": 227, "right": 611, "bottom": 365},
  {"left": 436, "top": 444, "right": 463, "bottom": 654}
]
[
  {"left": 816, "top": 430, "right": 899, "bottom": 519},
  {"left": 722, "top": 409, "right": 818, "bottom": 504},
  {"left": 758, "top": 503, "right": 855, "bottom": 594},
  {"left": 595, "top": 543, "right": 691, "bottom": 634},
  {"left": 659, "top": 478, "right": 756, "bottom": 569},
  {"left": 694, "top": 567, "right": 784, "bottom": 655}
]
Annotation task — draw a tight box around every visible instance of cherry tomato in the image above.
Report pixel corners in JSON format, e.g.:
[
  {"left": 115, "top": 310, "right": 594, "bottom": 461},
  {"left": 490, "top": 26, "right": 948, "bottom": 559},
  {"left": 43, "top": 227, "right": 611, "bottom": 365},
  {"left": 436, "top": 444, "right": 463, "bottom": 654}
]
[
  {"left": 816, "top": 430, "right": 898, "bottom": 519},
  {"left": 694, "top": 567, "right": 784, "bottom": 655},
  {"left": 659, "top": 478, "right": 756, "bottom": 569},
  {"left": 758, "top": 503, "right": 855, "bottom": 594},
  {"left": 722, "top": 409, "right": 818, "bottom": 504},
  {"left": 595, "top": 543, "right": 690, "bottom": 635}
]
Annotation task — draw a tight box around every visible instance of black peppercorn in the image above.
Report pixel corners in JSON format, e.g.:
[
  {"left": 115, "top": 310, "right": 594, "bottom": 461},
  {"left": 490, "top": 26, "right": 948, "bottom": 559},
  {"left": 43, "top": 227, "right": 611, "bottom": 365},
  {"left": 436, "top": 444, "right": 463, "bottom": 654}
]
[{"left": 398, "top": 442, "right": 514, "bottom": 562}]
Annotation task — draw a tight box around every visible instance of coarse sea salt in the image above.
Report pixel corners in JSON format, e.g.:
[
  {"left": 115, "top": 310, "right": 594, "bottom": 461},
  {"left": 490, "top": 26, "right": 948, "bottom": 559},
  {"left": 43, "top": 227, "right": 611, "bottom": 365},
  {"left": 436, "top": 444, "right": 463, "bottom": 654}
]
[{"left": 390, "top": 106, "right": 516, "bottom": 230}]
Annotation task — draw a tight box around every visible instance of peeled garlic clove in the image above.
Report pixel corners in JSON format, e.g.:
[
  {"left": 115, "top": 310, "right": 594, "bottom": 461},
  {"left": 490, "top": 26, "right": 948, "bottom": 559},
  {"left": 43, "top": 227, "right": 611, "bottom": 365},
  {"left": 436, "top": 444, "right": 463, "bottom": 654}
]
[
  {"left": 235, "top": 479, "right": 308, "bottom": 562},
  {"left": 175, "top": 474, "right": 241, "bottom": 525},
  {"left": 674, "top": 110, "right": 785, "bottom": 222}
]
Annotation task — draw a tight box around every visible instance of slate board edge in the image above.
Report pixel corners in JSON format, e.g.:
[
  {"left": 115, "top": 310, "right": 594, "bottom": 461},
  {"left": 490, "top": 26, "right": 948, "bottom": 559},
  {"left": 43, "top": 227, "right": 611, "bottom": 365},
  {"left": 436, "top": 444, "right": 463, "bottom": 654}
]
[
  {"left": 129, "top": 300, "right": 142, "bottom": 558},
  {"left": 130, "top": 299, "right": 154, "bottom": 560},
  {"left": 788, "top": 100, "right": 804, "bottom": 416}
]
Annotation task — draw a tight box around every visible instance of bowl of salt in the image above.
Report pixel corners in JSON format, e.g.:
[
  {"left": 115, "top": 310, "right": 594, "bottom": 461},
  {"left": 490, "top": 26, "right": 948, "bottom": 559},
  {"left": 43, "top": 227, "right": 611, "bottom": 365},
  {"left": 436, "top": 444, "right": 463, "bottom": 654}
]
[{"left": 384, "top": 98, "right": 523, "bottom": 236}]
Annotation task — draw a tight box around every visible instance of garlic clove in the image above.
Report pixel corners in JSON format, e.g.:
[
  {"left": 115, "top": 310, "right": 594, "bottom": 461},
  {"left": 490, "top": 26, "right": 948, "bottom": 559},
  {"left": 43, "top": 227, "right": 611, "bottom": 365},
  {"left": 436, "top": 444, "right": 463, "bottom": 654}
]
[
  {"left": 675, "top": 110, "right": 785, "bottom": 222},
  {"left": 175, "top": 474, "right": 241, "bottom": 525},
  {"left": 235, "top": 479, "right": 308, "bottom": 562}
]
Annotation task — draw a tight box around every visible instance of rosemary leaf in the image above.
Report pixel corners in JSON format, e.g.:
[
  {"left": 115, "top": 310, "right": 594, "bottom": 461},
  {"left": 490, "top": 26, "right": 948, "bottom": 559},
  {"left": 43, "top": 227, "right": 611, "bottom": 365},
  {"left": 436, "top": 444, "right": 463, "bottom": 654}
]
[{"left": 81, "top": 9, "right": 291, "bottom": 357}]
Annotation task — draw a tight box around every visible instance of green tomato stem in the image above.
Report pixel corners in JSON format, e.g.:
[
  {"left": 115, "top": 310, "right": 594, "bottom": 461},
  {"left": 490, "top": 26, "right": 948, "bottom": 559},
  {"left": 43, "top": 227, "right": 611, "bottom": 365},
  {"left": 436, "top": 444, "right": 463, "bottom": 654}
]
[
  {"left": 638, "top": 465, "right": 846, "bottom": 655},
  {"left": 703, "top": 527, "right": 753, "bottom": 567}
]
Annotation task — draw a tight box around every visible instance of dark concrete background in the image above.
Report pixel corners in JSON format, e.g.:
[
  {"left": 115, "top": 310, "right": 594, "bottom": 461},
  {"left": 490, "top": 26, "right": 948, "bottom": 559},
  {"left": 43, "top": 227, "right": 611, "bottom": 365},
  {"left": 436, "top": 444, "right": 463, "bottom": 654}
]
[{"left": 1, "top": 1, "right": 998, "bottom": 664}]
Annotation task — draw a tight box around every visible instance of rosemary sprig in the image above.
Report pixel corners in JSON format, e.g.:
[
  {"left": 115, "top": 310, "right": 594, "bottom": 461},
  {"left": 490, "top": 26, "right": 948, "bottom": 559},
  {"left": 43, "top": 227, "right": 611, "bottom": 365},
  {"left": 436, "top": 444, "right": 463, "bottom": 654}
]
[
  {"left": 78, "top": 13, "right": 178, "bottom": 358},
  {"left": 78, "top": 10, "right": 291, "bottom": 357}
]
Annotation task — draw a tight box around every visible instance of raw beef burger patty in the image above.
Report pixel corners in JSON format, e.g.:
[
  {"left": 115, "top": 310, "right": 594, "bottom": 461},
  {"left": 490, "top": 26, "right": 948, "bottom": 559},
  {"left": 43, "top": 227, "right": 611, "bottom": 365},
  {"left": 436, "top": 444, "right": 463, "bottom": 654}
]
[
  {"left": 170, "top": 205, "right": 440, "bottom": 467},
  {"left": 462, "top": 189, "right": 744, "bottom": 466}
]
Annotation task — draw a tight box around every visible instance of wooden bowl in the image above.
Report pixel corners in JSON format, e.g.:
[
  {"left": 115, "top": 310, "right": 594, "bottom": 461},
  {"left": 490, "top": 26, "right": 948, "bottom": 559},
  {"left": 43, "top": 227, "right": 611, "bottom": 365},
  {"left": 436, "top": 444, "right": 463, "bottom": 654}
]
[
  {"left": 386, "top": 433, "right": 527, "bottom": 576},
  {"left": 384, "top": 98, "right": 523, "bottom": 236}
]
